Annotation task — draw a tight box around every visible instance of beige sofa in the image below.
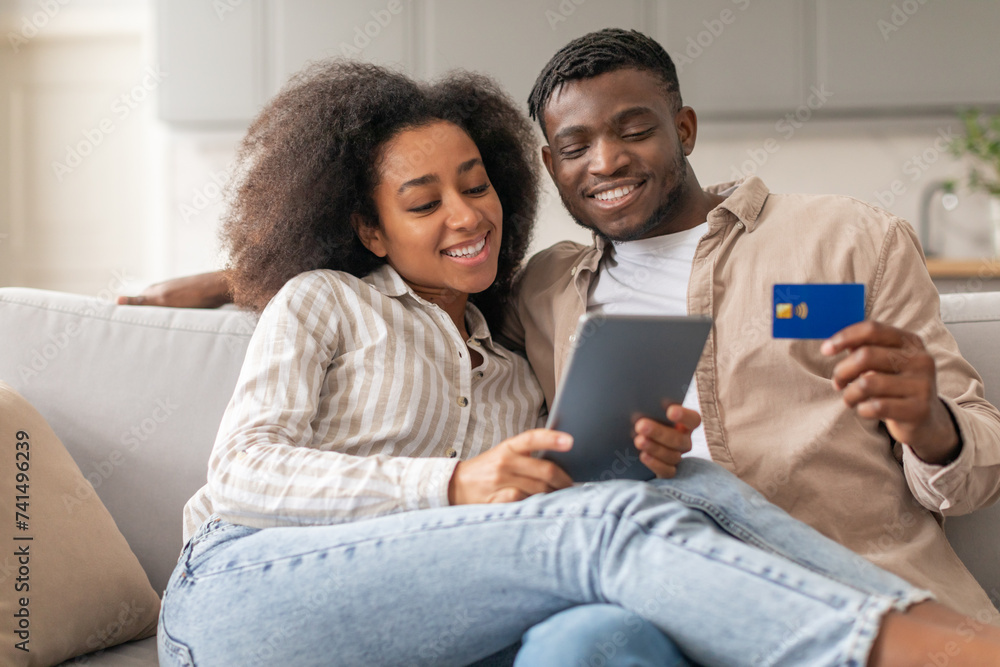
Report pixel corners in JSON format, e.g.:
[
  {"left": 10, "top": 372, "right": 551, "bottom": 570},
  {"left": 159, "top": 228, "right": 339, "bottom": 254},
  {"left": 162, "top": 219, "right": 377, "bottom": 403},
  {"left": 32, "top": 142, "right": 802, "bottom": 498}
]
[{"left": 0, "top": 286, "right": 997, "bottom": 665}]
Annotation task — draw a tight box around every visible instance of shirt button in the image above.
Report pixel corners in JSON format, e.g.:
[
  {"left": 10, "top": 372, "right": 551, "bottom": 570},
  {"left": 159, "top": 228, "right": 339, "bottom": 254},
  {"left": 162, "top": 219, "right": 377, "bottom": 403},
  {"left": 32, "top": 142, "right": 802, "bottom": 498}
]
[
  {"left": 735, "top": 221, "right": 745, "bottom": 229},
  {"left": 469, "top": 339, "right": 481, "bottom": 347},
  {"left": 445, "top": 448, "right": 457, "bottom": 458},
  {"left": 569, "top": 334, "right": 576, "bottom": 343},
  {"left": 457, "top": 396, "right": 469, "bottom": 407},
  {"left": 570, "top": 266, "right": 578, "bottom": 276}
]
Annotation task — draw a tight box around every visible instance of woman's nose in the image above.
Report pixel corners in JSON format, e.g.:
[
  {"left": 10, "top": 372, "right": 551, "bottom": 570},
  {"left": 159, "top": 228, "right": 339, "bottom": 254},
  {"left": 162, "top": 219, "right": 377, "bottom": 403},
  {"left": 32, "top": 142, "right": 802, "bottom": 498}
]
[{"left": 445, "top": 195, "right": 482, "bottom": 229}]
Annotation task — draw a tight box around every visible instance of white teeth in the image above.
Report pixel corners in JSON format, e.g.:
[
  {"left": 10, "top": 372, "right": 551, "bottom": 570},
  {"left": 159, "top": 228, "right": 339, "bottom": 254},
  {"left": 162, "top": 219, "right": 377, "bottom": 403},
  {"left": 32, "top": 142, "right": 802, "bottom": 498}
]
[
  {"left": 594, "top": 184, "right": 636, "bottom": 201},
  {"left": 444, "top": 236, "right": 487, "bottom": 258}
]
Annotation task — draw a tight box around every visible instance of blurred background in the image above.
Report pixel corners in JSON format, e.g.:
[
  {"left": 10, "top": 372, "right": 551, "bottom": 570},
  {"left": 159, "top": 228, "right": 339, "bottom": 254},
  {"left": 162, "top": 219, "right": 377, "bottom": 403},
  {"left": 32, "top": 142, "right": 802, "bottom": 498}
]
[{"left": 0, "top": 0, "right": 998, "bottom": 298}]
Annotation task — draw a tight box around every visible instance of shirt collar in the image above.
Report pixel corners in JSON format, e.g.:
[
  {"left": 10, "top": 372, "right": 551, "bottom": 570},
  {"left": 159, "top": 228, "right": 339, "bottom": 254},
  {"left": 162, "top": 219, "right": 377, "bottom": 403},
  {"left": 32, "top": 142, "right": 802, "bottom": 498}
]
[
  {"left": 365, "top": 263, "right": 410, "bottom": 298},
  {"left": 582, "top": 176, "right": 770, "bottom": 266},
  {"left": 366, "top": 263, "right": 498, "bottom": 348},
  {"left": 706, "top": 176, "right": 770, "bottom": 232}
]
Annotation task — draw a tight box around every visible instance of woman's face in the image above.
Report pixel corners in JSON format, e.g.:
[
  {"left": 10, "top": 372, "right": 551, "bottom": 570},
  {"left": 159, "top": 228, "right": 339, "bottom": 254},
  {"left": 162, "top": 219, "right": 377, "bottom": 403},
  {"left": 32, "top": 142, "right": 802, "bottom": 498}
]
[{"left": 361, "top": 120, "right": 503, "bottom": 302}]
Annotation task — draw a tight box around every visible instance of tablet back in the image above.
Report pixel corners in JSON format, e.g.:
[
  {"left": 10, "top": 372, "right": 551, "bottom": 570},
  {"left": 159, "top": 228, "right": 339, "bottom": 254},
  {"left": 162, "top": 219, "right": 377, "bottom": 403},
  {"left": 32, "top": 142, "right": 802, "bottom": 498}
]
[{"left": 544, "top": 314, "right": 711, "bottom": 482}]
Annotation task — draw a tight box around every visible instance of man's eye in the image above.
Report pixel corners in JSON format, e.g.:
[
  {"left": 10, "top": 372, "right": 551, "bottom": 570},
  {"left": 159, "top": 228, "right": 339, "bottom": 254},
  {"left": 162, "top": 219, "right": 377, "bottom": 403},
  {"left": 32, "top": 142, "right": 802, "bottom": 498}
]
[
  {"left": 408, "top": 201, "right": 439, "bottom": 213},
  {"left": 560, "top": 145, "right": 586, "bottom": 158},
  {"left": 623, "top": 128, "right": 654, "bottom": 140}
]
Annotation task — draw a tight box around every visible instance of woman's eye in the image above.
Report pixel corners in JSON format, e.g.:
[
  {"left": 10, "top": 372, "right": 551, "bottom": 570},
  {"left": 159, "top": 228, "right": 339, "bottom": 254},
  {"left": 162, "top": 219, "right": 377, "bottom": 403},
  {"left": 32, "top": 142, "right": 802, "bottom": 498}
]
[
  {"left": 408, "top": 201, "right": 439, "bottom": 213},
  {"left": 466, "top": 183, "right": 491, "bottom": 195}
]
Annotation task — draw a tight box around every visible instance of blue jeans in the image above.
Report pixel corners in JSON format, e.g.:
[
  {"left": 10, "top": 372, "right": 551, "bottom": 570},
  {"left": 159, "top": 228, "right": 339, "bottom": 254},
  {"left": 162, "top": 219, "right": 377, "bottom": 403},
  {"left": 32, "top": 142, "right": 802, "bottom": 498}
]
[
  {"left": 158, "top": 459, "right": 929, "bottom": 666},
  {"left": 467, "top": 604, "right": 690, "bottom": 667}
]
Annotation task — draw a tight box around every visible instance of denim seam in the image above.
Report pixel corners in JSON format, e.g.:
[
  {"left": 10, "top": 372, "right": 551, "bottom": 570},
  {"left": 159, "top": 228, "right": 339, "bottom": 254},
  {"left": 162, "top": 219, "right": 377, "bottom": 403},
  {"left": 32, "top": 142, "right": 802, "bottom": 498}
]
[
  {"left": 643, "top": 484, "right": 919, "bottom": 601},
  {"left": 189, "top": 509, "right": 607, "bottom": 578},
  {"left": 841, "top": 594, "right": 896, "bottom": 667}
]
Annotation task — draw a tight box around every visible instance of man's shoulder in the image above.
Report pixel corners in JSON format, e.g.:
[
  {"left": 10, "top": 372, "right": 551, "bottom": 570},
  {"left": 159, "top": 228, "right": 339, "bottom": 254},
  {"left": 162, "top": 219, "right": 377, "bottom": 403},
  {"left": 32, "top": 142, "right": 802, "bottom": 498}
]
[
  {"left": 520, "top": 240, "right": 594, "bottom": 283},
  {"left": 761, "top": 190, "right": 905, "bottom": 239}
]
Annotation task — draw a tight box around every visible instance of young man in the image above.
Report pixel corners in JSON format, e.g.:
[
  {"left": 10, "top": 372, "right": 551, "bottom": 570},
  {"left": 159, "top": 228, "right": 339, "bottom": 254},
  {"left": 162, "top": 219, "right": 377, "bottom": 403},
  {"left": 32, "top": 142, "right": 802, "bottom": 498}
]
[{"left": 503, "top": 28, "right": 1000, "bottom": 621}]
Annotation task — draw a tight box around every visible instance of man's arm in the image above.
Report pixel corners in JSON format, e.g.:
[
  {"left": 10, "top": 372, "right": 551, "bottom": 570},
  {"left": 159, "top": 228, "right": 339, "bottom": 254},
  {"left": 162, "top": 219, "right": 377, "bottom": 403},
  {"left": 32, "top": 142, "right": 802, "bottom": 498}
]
[
  {"left": 117, "top": 271, "right": 232, "bottom": 308},
  {"left": 822, "top": 217, "right": 1000, "bottom": 515}
]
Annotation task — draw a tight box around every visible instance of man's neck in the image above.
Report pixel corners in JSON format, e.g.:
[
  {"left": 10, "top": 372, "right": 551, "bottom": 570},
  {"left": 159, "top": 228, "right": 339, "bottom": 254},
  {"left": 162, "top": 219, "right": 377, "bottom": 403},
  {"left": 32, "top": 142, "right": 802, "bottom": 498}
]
[{"left": 640, "top": 174, "right": 727, "bottom": 240}]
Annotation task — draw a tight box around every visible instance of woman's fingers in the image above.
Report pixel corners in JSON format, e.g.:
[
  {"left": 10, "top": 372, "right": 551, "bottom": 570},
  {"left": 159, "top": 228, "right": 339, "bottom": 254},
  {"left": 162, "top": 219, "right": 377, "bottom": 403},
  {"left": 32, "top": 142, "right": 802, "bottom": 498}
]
[{"left": 504, "top": 428, "right": 573, "bottom": 456}]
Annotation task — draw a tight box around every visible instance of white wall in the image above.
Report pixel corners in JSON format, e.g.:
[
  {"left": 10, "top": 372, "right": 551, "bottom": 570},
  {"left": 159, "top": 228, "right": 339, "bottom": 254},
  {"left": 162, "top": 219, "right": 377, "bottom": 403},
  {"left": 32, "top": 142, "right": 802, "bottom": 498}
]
[{"left": 1, "top": 0, "right": 995, "bottom": 296}]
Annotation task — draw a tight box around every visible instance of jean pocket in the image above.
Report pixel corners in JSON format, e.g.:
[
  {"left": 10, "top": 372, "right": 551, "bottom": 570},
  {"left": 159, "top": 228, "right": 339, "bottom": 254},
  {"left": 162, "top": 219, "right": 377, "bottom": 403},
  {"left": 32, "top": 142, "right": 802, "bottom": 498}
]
[
  {"left": 158, "top": 623, "right": 195, "bottom": 667},
  {"left": 184, "top": 516, "right": 257, "bottom": 573}
]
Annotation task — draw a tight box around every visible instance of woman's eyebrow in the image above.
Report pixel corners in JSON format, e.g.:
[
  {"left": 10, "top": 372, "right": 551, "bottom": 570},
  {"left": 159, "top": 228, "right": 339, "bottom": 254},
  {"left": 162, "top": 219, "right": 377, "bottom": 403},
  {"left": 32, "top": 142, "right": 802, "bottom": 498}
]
[
  {"left": 397, "top": 158, "right": 482, "bottom": 194},
  {"left": 397, "top": 173, "right": 439, "bottom": 194},
  {"left": 457, "top": 157, "right": 482, "bottom": 174}
]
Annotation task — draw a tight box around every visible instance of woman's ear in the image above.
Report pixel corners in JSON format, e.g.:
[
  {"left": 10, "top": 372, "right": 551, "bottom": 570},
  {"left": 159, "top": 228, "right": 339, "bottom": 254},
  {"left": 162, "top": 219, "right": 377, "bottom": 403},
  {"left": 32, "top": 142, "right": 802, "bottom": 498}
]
[{"left": 351, "top": 213, "right": 387, "bottom": 258}]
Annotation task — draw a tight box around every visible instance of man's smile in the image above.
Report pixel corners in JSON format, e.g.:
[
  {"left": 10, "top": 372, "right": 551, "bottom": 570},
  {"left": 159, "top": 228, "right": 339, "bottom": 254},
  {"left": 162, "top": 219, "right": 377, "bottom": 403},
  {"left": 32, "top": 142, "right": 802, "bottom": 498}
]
[{"left": 587, "top": 180, "right": 646, "bottom": 210}]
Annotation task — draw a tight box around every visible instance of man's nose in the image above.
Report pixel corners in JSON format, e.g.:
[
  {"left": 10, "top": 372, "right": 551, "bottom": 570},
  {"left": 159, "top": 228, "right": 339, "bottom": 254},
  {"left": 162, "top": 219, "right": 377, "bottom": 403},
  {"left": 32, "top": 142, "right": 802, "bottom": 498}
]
[{"left": 588, "top": 137, "right": 630, "bottom": 176}]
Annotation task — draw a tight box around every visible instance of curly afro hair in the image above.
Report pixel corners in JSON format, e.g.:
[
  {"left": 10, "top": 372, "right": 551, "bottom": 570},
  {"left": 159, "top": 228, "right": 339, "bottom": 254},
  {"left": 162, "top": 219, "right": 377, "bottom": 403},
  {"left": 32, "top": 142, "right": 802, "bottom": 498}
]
[{"left": 221, "top": 60, "right": 539, "bottom": 331}]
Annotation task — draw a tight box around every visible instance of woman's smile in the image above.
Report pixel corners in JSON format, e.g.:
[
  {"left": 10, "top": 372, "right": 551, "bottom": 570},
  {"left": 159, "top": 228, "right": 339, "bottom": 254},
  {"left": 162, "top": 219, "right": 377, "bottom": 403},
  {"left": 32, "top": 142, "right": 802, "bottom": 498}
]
[{"left": 441, "top": 231, "right": 491, "bottom": 265}]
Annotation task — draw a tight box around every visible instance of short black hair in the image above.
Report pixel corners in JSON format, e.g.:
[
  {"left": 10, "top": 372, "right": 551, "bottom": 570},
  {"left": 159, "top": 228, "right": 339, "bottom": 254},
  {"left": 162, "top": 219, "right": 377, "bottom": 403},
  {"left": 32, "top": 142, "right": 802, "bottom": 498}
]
[{"left": 527, "top": 28, "right": 682, "bottom": 138}]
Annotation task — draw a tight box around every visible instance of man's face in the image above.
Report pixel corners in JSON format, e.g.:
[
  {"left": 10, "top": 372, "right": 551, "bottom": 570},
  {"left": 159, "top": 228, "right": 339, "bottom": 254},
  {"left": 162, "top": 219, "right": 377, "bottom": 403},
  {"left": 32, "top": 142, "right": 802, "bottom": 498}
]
[{"left": 541, "top": 68, "right": 696, "bottom": 242}]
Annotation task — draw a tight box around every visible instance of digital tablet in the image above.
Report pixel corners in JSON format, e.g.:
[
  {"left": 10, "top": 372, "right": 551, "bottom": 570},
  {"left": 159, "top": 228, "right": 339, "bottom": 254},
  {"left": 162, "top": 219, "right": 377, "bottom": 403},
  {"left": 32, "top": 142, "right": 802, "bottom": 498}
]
[{"left": 542, "top": 313, "right": 712, "bottom": 483}]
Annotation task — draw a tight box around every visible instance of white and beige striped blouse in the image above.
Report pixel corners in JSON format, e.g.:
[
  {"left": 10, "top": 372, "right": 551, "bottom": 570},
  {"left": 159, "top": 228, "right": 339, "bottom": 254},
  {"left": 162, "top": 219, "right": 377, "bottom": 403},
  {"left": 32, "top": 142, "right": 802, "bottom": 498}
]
[{"left": 182, "top": 265, "right": 545, "bottom": 543}]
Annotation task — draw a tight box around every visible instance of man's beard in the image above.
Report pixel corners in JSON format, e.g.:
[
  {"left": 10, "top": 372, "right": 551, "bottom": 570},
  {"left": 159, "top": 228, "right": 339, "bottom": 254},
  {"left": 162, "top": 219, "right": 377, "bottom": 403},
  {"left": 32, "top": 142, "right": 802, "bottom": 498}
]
[{"left": 560, "top": 150, "right": 690, "bottom": 244}]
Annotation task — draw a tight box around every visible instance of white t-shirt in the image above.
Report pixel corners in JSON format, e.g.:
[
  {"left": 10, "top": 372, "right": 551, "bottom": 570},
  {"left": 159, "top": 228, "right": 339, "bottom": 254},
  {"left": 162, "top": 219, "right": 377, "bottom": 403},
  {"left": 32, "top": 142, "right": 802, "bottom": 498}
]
[{"left": 587, "top": 221, "right": 712, "bottom": 461}]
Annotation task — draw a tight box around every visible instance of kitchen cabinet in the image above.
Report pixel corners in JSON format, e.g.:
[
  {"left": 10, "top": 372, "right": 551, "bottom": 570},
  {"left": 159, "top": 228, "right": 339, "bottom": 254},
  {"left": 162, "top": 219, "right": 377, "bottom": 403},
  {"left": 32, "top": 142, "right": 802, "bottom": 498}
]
[
  {"left": 157, "top": 0, "right": 264, "bottom": 124},
  {"left": 156, "top": 0, "right": 1000, "bottom": 126},
  {"left": 654, "top": 0, "right": 807, "bottom": 117},
  {"left": 816, "top": 0, "right": 1000, "bottom": 113}
]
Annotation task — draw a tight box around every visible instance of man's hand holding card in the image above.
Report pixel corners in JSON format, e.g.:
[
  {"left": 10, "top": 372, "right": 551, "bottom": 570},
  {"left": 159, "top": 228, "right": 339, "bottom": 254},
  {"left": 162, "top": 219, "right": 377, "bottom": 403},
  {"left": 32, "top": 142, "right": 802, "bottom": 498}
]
[{"left": 773, "top": 283, "right": 961, "bottom": 465}]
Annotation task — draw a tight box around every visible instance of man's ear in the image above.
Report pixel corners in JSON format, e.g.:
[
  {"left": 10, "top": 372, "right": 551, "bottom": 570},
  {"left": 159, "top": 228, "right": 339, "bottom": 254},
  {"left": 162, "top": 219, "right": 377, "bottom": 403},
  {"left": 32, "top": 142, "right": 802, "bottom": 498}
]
[
  {"left": 351, "top": 213, "right": 387, "bottom": 258},
  {"left": 675, "top": 106, "right": 698, "bottom": 157},
  {"left": 541, "top": 145, "right": 556, "bottom": 181}
]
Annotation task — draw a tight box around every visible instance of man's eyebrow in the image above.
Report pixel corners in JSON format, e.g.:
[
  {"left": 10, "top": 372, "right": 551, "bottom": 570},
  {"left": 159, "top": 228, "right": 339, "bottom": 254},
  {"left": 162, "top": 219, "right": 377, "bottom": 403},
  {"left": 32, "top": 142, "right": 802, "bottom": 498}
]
[
  {"left": 552, "top": 125, "right": 588, "bottom": 143},
  {"left": 551, "top": 107, "right": 657, "bottom": 143},
  {"left": 612, "top": 106, "right": 657, "bottom": 124}
]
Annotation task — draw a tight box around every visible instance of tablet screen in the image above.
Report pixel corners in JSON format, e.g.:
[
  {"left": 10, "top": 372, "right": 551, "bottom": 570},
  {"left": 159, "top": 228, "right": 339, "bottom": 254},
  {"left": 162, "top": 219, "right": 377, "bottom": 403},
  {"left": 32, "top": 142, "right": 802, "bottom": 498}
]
[{"left": 543, "top": 313, "right": 711, "bottom": 482}]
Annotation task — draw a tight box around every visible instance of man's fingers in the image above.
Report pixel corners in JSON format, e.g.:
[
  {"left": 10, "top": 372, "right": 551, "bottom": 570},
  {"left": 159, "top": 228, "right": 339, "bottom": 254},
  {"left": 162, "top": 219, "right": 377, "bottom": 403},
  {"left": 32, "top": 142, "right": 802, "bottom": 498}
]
[
  {"left": 822, "top": 321, "right": 920, "bottom": 356},
  {"left": 639, "top": 451, "right": 678, "bottom": 479},
  {"left": 117, "top": 295, "right": 147, "bottom": 306},
  {"left": 504, "top": 429, "right": 573, "bottom": 456},
  {"left": 635, "top": 436, "right": 684, "bottom": 465},
  {"left": 855, "top": 397, "right": 929, "bottom": 423},
  {"left": 841, "top": 373, "right": 929, "bottom": 407},
  {"left": 664, "top": 405, "right": 701, "bottom": 431},
  {"left": 831, "top": 345, "right": 932, "bottom": 389},
  {"left": 633, "top": 421, "right": 691, "bottom": 454}
]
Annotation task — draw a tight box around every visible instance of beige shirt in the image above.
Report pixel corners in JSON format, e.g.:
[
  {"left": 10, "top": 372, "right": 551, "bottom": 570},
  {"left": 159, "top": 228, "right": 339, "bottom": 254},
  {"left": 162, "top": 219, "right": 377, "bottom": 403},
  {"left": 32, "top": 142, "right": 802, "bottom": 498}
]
[
  {"left": 183, "top": 265, "right": 544, "bottom": 543},
  {"left": 504, "top": 176, "right": 1000, "bottom": 619}
]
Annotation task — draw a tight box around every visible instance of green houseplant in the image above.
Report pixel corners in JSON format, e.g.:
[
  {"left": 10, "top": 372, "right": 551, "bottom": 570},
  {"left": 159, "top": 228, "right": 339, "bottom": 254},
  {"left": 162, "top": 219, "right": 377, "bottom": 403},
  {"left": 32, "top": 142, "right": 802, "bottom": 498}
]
[{"left": 949, "top": 109, "right": 1000, "bottom": 256}]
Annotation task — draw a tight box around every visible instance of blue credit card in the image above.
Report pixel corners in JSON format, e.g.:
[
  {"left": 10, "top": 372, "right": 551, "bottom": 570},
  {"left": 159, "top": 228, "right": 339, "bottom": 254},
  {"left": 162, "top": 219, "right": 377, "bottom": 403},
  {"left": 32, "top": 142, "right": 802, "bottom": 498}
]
[{"left": 773, "top": 284, "right": 865, "bottom": 339}]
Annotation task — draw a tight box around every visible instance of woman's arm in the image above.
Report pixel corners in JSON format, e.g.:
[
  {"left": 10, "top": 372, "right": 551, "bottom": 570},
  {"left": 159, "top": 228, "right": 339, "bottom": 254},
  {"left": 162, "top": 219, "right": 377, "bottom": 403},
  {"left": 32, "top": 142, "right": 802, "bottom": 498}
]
[{"left": 206, "top": 272, "right": 461, "bottom": 529}]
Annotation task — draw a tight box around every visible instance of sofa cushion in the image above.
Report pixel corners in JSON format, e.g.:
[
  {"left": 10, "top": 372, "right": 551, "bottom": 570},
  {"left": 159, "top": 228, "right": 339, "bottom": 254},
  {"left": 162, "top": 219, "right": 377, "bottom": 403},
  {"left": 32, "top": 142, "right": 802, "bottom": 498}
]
[
  {"left": 0, "top": 288, "right": 255, "bottom": 596},
  {"left": 0, "top": 382, "right": 160, "bottom": 666}
]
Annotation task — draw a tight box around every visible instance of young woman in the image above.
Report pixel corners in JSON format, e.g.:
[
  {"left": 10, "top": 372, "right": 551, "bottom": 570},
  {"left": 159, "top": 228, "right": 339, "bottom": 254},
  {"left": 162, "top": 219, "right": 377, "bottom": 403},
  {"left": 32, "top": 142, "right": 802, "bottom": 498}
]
[{"left": 158, "top": 61, "right": 1000, "bottom": 667}]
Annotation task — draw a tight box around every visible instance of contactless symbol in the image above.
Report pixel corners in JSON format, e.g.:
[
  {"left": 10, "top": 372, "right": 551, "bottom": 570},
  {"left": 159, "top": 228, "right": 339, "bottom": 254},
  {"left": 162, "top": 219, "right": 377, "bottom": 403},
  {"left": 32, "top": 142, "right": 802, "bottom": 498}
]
[
  {"left": 776, "top": 303, "right": 792, "bottom": 319},
  {"left": 795, "top": 302, "right": 808, "bottom": 319}
]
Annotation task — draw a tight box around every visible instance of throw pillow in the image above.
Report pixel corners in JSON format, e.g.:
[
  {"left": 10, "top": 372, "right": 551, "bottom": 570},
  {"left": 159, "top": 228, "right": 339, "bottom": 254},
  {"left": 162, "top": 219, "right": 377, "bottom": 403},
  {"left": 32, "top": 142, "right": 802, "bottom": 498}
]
[{"left": 0, "top": 381, "right": 160, "bottom": 666}]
